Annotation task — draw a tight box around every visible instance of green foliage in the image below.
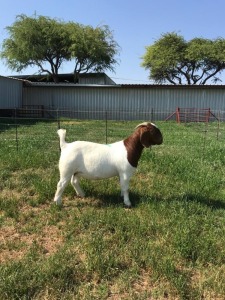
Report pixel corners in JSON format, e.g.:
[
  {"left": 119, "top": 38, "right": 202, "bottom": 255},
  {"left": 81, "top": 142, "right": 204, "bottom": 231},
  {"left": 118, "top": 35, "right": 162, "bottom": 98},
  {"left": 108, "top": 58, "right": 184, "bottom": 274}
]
[
  {"left": 142, "top": 32, "right": 225, "bottom": 84},
  {"left": 1, "top": 15, "right": 71, "bottom": 82},
  {"left": 1, "top": 14, "right": 119, "bottom": 83},
  {"left": 0, "top": 120, "right": 224, "bottom": 299},
  {"left": 67, "top": 23, "right": 119, "bottom": 79}
]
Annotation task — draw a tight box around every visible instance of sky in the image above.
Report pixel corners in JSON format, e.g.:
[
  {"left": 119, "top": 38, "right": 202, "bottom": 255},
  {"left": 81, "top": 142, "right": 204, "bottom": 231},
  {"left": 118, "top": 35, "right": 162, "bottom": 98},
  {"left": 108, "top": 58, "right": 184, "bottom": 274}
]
[{"left": 0, "top": 0, "right": 225, "bottom": 84}]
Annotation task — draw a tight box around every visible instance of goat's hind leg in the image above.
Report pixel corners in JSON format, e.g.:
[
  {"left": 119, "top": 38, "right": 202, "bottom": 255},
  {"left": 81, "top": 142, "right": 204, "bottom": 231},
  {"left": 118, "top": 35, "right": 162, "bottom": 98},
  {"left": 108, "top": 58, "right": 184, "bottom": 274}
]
[
  {"left": 71, "top": 174, "right": 85, "bottom": 198},
  {"left": 54, "top": 176, "right": 70, "bottom": 205}
]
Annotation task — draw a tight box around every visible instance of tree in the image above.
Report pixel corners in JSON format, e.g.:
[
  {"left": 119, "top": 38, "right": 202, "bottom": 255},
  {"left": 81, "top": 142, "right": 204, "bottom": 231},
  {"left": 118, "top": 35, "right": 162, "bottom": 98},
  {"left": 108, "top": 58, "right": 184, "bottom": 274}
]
[
  {"left": 1, "top": 14, "right": 71, "bottom": 83},
  {"left": 67, "top": 23, "right": 119, "bottom": 82},
  {"left": 141, "top": 32, "right": 225, "bottom": 85},
  {"left": 1, "top": 15, "right": 119, "bottom": 83}
]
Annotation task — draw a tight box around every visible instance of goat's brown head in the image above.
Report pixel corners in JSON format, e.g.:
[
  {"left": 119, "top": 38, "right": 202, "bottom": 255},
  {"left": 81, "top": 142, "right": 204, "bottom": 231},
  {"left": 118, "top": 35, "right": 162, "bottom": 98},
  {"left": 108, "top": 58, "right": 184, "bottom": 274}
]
[{"left": 136, "top": 122, "right": 163, "bottom": 148}]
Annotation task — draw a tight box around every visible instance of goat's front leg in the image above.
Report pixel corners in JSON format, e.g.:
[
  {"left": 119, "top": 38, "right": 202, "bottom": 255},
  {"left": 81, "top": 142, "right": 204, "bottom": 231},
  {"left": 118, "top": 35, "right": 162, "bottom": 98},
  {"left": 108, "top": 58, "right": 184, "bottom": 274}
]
[
  {"left": 119, "top": 174, "right": 132, "bottom": 208},
  {"left": 71, "top": 174, "right": 85, "bottom": 198}
]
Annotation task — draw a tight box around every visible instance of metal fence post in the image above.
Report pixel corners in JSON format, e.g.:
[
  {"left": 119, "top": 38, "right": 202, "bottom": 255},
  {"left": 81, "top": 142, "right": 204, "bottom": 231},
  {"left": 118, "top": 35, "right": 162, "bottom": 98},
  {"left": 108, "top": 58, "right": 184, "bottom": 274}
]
[
  {"left": 151, "top": 108, "right": 154, "bottom": 122},
  {"left": 217, "top": 110, "right": 220, "bottom": 140},
  {"left": 105, "top": 110, "right": 108, "bottom": 144},
  {"left": 14, "top": 108, "right": 18, "bottom": 152},
  {"left": 57, "top": 108, "right": 60, "bottom": 129}
]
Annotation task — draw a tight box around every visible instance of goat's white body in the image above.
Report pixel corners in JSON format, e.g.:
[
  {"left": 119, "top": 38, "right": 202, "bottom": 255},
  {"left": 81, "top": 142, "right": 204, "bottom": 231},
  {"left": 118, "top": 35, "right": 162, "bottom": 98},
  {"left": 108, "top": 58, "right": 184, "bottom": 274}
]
[
  {"left": 59, "top": 140, "right": 135, "bottom": 180},
  {"left": 54, "top": 124, "right": 162, "bottom": 207},
  {"left": 54, "top": 129, "right": 135, "bottom": 207}
]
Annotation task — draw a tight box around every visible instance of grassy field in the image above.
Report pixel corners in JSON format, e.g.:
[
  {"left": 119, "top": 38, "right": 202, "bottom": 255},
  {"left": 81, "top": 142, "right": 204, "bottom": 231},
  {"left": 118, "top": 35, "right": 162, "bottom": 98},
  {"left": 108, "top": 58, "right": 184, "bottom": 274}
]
[{"left": 0, "top": 119, "right": 224, "bottom": 300}]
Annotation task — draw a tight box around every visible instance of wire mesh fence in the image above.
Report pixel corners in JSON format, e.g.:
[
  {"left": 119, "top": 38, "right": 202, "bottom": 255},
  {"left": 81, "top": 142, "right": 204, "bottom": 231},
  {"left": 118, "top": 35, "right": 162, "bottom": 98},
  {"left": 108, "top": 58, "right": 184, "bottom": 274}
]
[{"left": 0, "top": 108, "right": 224, "bottom": 155}]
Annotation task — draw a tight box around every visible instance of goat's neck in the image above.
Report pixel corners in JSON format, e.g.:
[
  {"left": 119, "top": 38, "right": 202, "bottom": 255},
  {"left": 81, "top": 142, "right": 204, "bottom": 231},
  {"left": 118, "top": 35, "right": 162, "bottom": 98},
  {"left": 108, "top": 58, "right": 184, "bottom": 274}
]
[{"left": 123, "top": 133, "right": 144, "bottom": 167}]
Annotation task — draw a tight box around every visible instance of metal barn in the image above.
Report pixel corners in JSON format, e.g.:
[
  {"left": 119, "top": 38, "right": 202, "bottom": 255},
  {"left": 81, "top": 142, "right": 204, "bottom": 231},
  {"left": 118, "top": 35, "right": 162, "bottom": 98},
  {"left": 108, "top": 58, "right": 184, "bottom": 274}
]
[
  {"left": 22, "top": 82, "right": 225, "bottom": 121},
  {"left": 0, "top": 76, "right": 23, "bottom": 115}
]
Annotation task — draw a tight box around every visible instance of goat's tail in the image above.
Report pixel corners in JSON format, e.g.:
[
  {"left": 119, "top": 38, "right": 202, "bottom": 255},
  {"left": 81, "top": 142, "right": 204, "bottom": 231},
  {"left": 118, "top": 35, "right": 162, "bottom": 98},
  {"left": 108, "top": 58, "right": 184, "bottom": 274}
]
[{"left": 57, "top": 129, "right": 67, "bottom": 149}]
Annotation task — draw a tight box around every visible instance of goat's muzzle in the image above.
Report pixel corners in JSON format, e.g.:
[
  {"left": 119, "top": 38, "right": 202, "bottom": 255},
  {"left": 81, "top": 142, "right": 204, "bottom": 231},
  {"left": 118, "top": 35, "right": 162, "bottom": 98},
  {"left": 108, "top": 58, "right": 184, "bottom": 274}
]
[{"left": 152, "top": 126, "right": 163, "bottom": 145}]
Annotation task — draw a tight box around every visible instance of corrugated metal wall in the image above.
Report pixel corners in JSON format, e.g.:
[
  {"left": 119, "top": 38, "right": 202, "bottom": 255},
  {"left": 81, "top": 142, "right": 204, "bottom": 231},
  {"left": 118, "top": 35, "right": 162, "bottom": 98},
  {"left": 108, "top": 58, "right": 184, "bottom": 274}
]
[
  {"left": 22, "top": 84, "right": 225, "bottom": 120},
  {"left": 0, "top": 76, "right": 23, "bottom": 108}
]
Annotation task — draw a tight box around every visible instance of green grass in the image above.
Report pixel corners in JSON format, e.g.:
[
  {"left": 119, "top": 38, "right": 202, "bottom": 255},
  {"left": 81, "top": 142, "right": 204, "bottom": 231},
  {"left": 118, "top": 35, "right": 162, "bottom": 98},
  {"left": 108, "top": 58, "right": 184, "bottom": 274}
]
[{"left": 0, "top": 119, "right": 224, "bottom": 299}]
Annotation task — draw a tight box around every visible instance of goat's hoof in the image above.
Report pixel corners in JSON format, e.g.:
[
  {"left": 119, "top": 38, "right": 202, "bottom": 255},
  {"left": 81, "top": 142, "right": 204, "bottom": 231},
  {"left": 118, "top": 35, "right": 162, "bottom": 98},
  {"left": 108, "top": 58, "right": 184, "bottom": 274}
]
[
  {"left": 77, "top": 193, "right": 85, "bottom": 198},
  {"left": 54, "top": 200, "right": 62, "bottom": 206},
  {"left": 124, "top": 204, "right": 132, "bottom": 209}
]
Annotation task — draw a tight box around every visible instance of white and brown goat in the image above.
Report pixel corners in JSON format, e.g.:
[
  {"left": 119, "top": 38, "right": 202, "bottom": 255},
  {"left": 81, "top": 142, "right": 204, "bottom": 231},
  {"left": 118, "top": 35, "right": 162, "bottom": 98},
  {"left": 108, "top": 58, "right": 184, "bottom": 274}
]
[{"left": 54, "top": 122, "right": 163, "bottom": 207}]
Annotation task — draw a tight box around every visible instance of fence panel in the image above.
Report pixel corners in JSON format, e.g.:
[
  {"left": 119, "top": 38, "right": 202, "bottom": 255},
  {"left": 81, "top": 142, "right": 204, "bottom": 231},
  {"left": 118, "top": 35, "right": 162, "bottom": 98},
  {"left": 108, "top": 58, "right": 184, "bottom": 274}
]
[{"left": 0, "top": 109, "right": 224, "bottom": 155}]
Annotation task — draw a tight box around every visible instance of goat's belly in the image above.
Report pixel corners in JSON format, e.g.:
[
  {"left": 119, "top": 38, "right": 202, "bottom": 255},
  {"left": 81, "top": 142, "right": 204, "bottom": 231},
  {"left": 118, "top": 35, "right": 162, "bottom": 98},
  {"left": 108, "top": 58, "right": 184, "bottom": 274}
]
[
  {"left": 77, "top": 165, "right": 118, "bottom": 180},
  {"left": 80, "top": 173, "right": 117, "bottom": 180}
]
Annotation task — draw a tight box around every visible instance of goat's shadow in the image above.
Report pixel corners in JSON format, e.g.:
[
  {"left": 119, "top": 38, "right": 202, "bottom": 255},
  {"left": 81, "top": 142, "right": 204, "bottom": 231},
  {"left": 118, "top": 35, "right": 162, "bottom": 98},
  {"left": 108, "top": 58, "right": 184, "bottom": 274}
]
[
  {"left": 61, "top": 186, "right": 225, "bottom": 210},
  {"left": 62, "top": 189, "right": 142, "bottom": 209},
  {"left": 149, "top": 192, "right": 225, "bottom": 211},
  {"left": 179, "top": 193, "right": 225, "bottom": 210},
  {"left": 96, "top": 190, "right": 142, "bottom": 208}
]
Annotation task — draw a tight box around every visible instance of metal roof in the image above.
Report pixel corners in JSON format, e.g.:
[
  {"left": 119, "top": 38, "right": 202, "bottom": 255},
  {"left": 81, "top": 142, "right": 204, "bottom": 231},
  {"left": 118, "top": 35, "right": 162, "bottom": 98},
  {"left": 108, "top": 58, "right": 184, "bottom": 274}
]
[
  {"left": 22, "top": 81, "right": 225, "bottom": 89},
  {"left": 4, "top": 74, "right": 225, "bottom": 89},
  {"left": 10, "top": 72, "right": 116, "bottom": 85}
]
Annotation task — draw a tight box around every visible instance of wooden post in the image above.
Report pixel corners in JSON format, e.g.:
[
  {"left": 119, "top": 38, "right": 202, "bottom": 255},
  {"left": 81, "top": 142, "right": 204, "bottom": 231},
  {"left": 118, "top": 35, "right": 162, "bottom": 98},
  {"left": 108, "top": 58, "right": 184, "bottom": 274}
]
[{"left": 176, "top": 107, "right": 180, "bottom": 123}]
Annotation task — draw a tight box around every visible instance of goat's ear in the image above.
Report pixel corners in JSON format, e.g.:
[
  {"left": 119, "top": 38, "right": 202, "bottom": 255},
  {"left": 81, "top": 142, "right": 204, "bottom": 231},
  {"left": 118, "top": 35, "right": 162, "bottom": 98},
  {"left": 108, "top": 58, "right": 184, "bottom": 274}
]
[{"left": 140, "top": 127, "right": 152, "bottom": 148}]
